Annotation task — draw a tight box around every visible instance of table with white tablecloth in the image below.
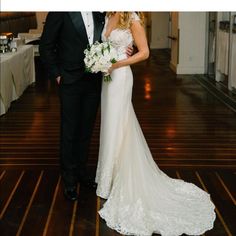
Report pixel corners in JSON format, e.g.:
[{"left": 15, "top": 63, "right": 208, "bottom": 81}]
[
  {"left": 0, "top": 45, "right": 35, "bottom": 116},
  {"left": 18, "top": 32, "right": 41, "bottom": 56}
]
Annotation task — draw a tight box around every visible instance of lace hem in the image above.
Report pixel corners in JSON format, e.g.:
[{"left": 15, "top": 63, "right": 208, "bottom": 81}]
[{"left": 99, "top": 197, "right": 216, "bottom": 236}]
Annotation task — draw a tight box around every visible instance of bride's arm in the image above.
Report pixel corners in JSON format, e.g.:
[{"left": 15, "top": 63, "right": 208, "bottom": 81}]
[{"left": 109, "top": 21, "right": 149, "bottom": 72}]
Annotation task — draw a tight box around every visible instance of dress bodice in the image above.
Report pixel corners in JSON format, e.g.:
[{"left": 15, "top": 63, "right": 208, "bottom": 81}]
[{"left": 101, "top": 13, "right": 140, "bottom": 60}]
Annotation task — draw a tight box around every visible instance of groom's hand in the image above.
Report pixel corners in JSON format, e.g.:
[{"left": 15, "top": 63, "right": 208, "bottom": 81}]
[{"left": 126, "top": 46, "right": 133, "bottom": 58}]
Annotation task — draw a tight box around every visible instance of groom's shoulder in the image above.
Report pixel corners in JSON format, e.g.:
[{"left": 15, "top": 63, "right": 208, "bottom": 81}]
[
  {"left": 93, "top": 12, "right": 106, "bottom": 20},
  {"left": 47, "top": 12, "right": 65, "bottom": 17},
  {"left": 45, "top": 12, "right": 67, "bottom": 21}
]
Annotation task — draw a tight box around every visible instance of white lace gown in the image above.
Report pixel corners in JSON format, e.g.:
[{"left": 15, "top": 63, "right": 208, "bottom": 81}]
[{"left": 95, "top": 13, "right": 216, "bottom": 236}]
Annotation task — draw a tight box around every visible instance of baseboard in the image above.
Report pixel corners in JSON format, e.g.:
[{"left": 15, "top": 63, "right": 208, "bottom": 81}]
[{"left": 177, "top": 66, "right": 205, "bottom": 74}]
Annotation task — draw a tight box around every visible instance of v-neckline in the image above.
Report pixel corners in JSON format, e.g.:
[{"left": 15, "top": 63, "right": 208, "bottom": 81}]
[
  {"left": 104, "top": 16, "right": 119, "bottom": 39},
  {"left": 104, "top": 28, "right": 118, "bottom": 40}
]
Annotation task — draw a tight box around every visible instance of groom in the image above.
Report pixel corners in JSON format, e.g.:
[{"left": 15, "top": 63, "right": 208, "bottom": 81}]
[{"left": 39, "top": 12, "right": 105, "bottom": 201}]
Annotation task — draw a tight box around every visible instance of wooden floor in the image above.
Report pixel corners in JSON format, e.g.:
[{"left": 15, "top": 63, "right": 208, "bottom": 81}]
[{"left": 0, "top": 49, "right": 235, "bottom": 236}]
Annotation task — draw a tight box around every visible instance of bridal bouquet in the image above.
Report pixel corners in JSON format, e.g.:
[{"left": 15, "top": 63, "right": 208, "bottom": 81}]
[{"left": 84, "top": 41, "right": 118, "bottom": 82}]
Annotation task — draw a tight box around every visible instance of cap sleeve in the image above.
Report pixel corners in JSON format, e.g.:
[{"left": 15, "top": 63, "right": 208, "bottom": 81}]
[{"left": 131, "top": 12, "right": 140, "bottom": 22}]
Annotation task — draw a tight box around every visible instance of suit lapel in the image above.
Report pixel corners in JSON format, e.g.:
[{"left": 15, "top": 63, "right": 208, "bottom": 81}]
[
  {"left": 69, "top": 12, "right": 105, "bottom": 45},
  {"left": 68, "top": 12, "right": 89, "bottom": 45},
  {"left": 93, "top": 12, "right": 105, "bottom": 43}
]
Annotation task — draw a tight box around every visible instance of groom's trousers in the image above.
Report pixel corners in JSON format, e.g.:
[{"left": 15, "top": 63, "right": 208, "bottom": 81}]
[{"left": 59, "top": 77, "right": 101, "bottom": 188}]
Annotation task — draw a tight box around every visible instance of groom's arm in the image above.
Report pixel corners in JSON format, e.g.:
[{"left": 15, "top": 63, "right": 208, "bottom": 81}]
[{"left": 39, "top": 12, "right": 64, "bottom": 81}]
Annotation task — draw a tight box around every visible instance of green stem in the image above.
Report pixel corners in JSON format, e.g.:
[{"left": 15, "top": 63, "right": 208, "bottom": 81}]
[{"left": 103, "top": 74, "right": 112, "bottom": 82}]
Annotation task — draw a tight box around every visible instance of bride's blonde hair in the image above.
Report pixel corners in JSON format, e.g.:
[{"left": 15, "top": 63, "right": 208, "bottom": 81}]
[{"left": 106, "top": 12, "right": 145, "bottom": 29}]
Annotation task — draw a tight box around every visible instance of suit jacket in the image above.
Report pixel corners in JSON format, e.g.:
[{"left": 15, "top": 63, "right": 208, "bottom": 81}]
[{"left": 39, "top": 12, "right": 105, "bottom": 84}]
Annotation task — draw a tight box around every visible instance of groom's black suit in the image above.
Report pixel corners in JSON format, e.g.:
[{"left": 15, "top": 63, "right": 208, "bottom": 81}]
[{"left": 39, "top": 12, "right": 105, "bottom": 189}]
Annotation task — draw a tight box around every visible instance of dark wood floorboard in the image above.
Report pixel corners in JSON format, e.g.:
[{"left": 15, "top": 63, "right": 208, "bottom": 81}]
[
  {"left": 0, "top": 49, "right": 235, "bottom": 235},
  {"left": 18, "top": 170, "right": 60, "bottom": 236},
  {"left": 178, "top": 170, "right": 226, "bottom": 236}
]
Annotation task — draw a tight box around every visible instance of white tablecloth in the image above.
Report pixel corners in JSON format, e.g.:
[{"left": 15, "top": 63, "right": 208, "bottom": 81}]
[
  {"left": 18, "top": 33, "right": 41, "bottom": 56},
  {"left": 0, "top": 45, "right": 35, "bottom": 116}
]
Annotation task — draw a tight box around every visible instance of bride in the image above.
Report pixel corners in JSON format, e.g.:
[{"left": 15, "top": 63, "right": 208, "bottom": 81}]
[{"left": 95, "top": 12, "right": 216, "bottom": 236}]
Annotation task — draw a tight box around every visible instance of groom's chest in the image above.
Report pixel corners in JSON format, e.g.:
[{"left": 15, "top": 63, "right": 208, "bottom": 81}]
[{"left": 66, "top": 12, "right": 105, "bottom": 41}]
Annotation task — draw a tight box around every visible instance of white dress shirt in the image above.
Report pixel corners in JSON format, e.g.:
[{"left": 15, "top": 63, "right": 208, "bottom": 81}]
[{"left": 81, "top": 12, "right": 94, "bottom": 45}]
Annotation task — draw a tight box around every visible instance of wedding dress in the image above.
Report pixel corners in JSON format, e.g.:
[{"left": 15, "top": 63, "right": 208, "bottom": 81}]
[{"left": 95, "top": 13, "right": 216, "bottom": 236}]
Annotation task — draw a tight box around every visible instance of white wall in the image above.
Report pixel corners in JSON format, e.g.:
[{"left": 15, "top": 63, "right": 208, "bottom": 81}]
[
  {"left": 36, "top": 12, "right": 48, "bottom": 30},
  {"left": 177, "top": 12, "right": 208, "bottom": 74},
  {"left": 150, "top": 12, "right": 169, "bottom": 49}
]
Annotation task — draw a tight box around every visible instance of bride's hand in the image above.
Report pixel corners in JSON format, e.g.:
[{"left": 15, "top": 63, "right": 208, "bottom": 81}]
[
  {"left": 108, "top": 66, "right": 114, "bottom": 74},
  {"left": 108, "top": 62, "right": 119, "bottom": 74}
]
